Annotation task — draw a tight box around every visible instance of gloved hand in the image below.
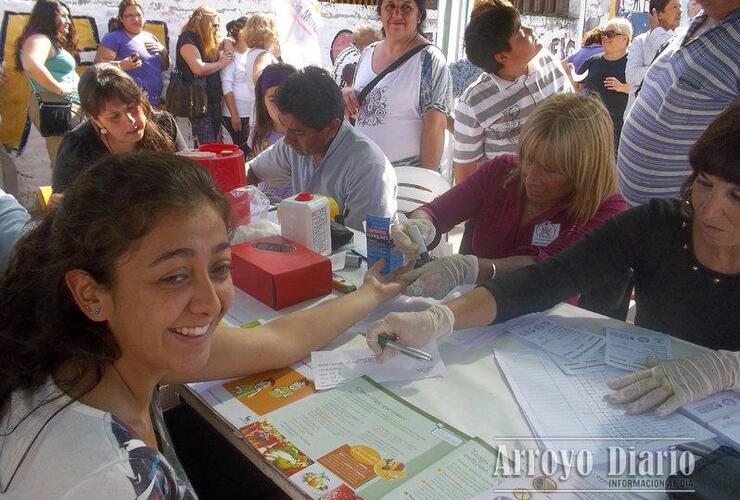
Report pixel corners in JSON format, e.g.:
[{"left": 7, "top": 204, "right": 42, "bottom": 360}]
[
  {"left": 390, "top": 216, "right": 436, "bottom": 261},
  {"left": 607, "top": 350, "right": 740, "bottom": 417},
  {"left": 402, "top": 254, "right": 479, "bottom": 299},
  {"left": 366, "top": 304, "right": 455, "bottom": 362}
]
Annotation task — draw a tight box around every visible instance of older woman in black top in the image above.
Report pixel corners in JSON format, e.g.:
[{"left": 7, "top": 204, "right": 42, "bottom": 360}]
[
  {"left": 366, "top": 100, "right": 740, "bottom": 415},
  {"left": 53, "top": 64, "right": 185, "bottom": 193}
]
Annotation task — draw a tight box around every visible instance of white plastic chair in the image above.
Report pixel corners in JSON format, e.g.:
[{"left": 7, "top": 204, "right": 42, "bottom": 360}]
[
  {"left": 394, "top": 166, "right": 451, "bottom": 215},
  {"left": 394, "top": 166, "right": 453, "bottom": 257}
]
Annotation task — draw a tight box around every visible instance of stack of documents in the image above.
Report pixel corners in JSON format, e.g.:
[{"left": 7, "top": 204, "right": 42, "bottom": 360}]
[
  {"left": 495, "top": 348, "right": 715, "bottom": 464},
  {"left": 682, "top": 391, "right": 740, "bottom": 449}
]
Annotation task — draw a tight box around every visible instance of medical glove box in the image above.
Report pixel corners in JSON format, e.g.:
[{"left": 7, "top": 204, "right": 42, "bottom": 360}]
[{"left": 231, "top": 235, "right": 332, "bottom": 310}]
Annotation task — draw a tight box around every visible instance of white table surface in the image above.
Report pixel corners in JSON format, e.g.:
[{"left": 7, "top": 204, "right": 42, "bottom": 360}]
[{"left": 178, "top": 237, "right": 715, "bottom": 499}]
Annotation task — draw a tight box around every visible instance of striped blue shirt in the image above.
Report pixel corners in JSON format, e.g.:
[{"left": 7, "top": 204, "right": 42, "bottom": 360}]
[{"left": 617, "top": 9, "right": 740, "bottom": 206}]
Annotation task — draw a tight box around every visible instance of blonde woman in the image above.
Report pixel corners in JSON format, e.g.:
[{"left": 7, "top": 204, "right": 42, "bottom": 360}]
[
  {"left": 392, "top": 93, "right": 628, "bottom": 301},
  {"left": 176, "top": 5, "right": 233, "bottom": 145},
  {"left": 220, "top": 13, "right": 278, "bottom": 152}
]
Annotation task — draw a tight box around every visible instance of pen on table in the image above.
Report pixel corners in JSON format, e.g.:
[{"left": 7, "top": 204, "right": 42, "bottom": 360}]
[{"left": 357, "top": 331, "right": 433, "bottom": 362}]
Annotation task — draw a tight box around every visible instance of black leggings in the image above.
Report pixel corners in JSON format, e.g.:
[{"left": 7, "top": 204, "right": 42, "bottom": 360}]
[{"left": 222, "top": 116, "right": 251, "bottom": 156}]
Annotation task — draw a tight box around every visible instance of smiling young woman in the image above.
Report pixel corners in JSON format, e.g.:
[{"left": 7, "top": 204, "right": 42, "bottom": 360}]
[{"left": 0, "top": 151, "right": 411, "bottom": 498}]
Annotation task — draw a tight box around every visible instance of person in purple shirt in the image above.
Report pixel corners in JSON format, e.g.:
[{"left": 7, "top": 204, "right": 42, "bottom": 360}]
[
  {"left": 565, "top": 26, "right": 605, "bottom": 74},
  {"left": 94, "top": 0, "right": 168, "bottom": 106}
]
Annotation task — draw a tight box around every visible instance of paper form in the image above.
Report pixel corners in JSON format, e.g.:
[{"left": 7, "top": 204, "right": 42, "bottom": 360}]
[
  {"left": 507, "top": 318, "right": 604, "bottom": 362},
  {"left": 605, "top": 327, "right": 672, "bottom": 371},
  {"left": 311, "top": 343, "right": 447, "bottom": 390},
  {"left": 549, "top": 348, "right": 608, "bottom": 376},
  {"left": 682, "top": 391, "right": 740, "bottom": 449},
  {"left": 495, "top": 348, "right": 714, "bottom": 465}
]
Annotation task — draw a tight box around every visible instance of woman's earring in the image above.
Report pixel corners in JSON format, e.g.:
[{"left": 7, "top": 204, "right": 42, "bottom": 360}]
[
  {"left": 99, "top": 127, "right": 108, "bottom": 135},
  {"left": 87, "top": 305, "right": 101, "bottom": 316}
]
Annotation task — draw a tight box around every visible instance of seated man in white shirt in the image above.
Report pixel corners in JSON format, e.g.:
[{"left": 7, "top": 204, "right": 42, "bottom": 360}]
[{"left": 247, "top": 66, "right": 397, "bottom": 231}]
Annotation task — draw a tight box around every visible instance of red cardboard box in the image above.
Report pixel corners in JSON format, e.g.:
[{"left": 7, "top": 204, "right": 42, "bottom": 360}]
[{"left": 231, "top": 235, "right": 332, "bottom": 310}]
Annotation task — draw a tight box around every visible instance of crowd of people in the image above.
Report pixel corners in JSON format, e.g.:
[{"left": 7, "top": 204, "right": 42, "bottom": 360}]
[{"left": 0, "top": 0, "right": 737, "bottom": 498}]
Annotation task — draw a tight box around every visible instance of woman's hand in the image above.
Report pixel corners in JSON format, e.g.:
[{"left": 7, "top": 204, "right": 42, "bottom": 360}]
[
  {"left": 390, "top": 215, "right": 436, "bottom": 261},
  {"left": 365, "top": 305, "right": 455, "bottom": 362},
  {"left": 607, "top": 350, "right": 739, "bottom": 416},
  {"left": 58, "top": 80, "right": 78, "bottom": 96},
  {"left": 144, "top": 40, "right": 164, "bottom": 54},
  {"left": 218, "top": 50, "right": 235, "bottom": 68},
  {"left": 230, "top": 115, "right": 242, "bottom": 133},
  {"left": 402, "top": 255, "right": 479, "bottom": 300},
  {"left": 361, "top": 260, "right": 415, "bottom": 305},
  {"left": 342, "top": 88, "right": 359, "bottom": 118},
  {"left": 604, "top": 77, "right": 630, "bottom": 94},
  {"left": 119, "top": 54, "right": 143, "bottom": 71}
]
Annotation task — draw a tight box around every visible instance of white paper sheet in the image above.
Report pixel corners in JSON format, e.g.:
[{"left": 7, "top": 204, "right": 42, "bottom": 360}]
[
  {"left": 495, "top": 348, "right": 714, "bottom": 464},
  {"left": 507, "top": 318, "right": 605, "bottom": 362},
  {"left": 549, "top": 348, "right": 608, "bottom": 376},
  {"left": 310, "top": 342, "right": 447, "bottom": 390},
  {"left": 682, "top": 391, "right": 740, "bottom": 449},
  {"left": 605, "top": 327, "right": 672, "bottom": 371}
]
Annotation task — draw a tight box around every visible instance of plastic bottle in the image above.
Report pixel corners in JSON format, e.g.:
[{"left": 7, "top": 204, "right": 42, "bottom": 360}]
[{"left": 278, "top": 192, "right": 332, "bottom": 256}]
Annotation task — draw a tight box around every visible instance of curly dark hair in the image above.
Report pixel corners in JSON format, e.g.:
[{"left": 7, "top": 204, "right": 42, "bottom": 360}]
[
  {"left": 15, "top": 0, "right": 79, "bottom": 70},
  {"left": 276, "top": 66, "right": 344, "bottom": 131},
  {"left": 464, "top": 0, "right": 519, "bottom": 74},
  {"left": 680, "top": 100, "right": 740, "bottom": 212},
  {"left": 0, "top": 152, "right": 230, "bottom": 406}
]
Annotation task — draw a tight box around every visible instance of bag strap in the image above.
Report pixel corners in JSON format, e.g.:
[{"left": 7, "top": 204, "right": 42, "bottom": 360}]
[{"left": 356, "top": 43, "right": 431, "bottom": 106}]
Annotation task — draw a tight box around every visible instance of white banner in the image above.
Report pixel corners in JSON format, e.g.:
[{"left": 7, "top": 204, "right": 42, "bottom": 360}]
[{"left": 272, "top": 0, "right": 323, "bottom": 69}]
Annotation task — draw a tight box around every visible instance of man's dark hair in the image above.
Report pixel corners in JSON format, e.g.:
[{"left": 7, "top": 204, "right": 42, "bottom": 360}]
[
  {"left": 464, "top": 0, "right": 519, "bottom": 74},
  {"left": 649, "top": 0, "right": 671, "bottom": 13},
  {"left": 276, "top": 66, "right": 344, "bottom": 130}
]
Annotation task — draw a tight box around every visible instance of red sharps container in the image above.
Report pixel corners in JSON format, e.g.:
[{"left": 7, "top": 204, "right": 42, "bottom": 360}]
[{"left": 177, "top": 143, "right": 246, "bottom": 193}]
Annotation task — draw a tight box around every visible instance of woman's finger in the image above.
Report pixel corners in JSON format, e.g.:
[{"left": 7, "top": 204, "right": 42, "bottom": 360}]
[
  {"left": 625, "top": 383, "right": 673, "bottom": 415},
  {"left": 607, "top": 367, "right": 653, "bottom": 390},
  {"left": 608, "top": 375, "right": 662, "bottom": 403}
]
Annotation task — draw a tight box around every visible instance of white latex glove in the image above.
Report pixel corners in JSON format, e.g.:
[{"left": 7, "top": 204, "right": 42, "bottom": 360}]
[
  {"left": 607, "top": 350, "right": 740, "bottom": 417},
  {"left": 402, "top": 254, "right": 479, "bottom": 300},
  {"left": 390, "top": 216, "right": 436, "bottom": 261},
  {"left": 366, "top": 305, "right": 455, "bottom": 362}
]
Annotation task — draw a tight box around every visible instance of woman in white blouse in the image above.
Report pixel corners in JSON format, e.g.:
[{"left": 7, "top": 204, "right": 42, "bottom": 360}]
[
  {"left": 220, "top": 13, "right": 278, "bottom": 153},
  {"left": 342, "top": 0, "right": 452, "bottom": 170}
]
